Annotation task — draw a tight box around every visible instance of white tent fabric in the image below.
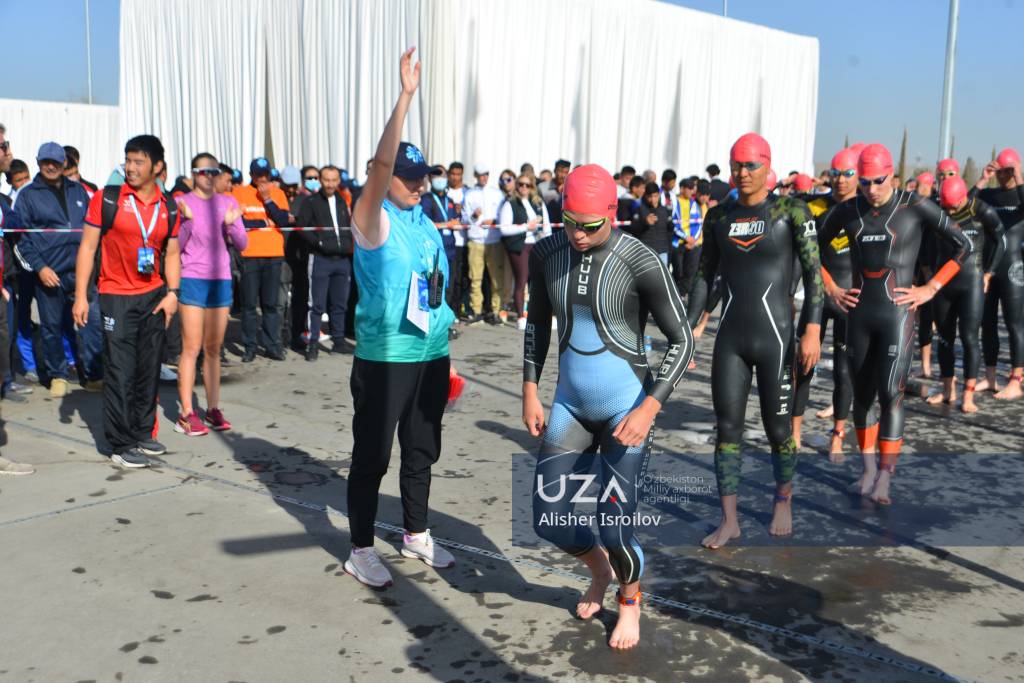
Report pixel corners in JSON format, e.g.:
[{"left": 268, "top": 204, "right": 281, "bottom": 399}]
[
  {"left": 0, "top": 99, "right": 120, "bottom": 193},
  {"left": 120, "top": 0, "right": 818, "bottom": 180}
]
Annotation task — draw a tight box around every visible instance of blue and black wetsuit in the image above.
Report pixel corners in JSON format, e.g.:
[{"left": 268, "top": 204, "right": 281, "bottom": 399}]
[{"left": 524, "top": 229, "right": 693, "bottom": 585}]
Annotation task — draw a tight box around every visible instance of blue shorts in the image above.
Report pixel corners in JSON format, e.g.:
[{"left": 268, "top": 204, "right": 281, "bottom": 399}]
[{"left": 180, "top": 278, "right": 233, "bottom": 309}]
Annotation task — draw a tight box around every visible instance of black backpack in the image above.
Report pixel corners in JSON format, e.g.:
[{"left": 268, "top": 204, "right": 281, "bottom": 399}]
[{"left": 97, "top": 184, "right": 178, "bottom": 279}]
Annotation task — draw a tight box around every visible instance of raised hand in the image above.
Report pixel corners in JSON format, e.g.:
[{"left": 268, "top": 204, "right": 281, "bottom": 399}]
[{"left": 400, "top": 47, "right": 421, "bottom": 96}]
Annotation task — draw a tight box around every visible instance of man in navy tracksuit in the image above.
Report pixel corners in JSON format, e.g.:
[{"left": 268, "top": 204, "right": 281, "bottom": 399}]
[{"left": 13, "top": 142, "right": 102, "bottom": 397}]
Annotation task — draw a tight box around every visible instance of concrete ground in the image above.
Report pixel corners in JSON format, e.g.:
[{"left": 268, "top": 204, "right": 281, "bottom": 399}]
[{"left": 1, "top": 315, "right": 1022, "bottom": 683}]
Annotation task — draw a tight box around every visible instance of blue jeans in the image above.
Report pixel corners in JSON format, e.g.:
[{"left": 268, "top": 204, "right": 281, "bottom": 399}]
[{"left": 35, "top": 271, "right": 102, "bottom": 382}]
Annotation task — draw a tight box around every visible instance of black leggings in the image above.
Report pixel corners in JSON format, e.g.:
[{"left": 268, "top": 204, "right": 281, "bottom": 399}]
[
  {"left": 793, "top": 304, "right": 852, "bottom": 420},
  {"left": 848, "top": 304, "right": 915, "bottom": 442},
  {"left": 507, "top": 245, "right": 531, "bottom": 318},
  {"left": 934, "top": 275, "right": 983, "bottom": 381},
  {"left": 982, "top": 266, "right": 1024, "bottom": 369}
]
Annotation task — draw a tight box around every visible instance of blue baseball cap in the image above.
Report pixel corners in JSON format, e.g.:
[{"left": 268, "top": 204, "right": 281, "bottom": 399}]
[
  {"left": 231, "top": 169, "right": 243, "bottom": 183},
  {"left": 249, "top": 157, "right": 271, "bottom": 176},
  {"left": 37, "top": 141, "right": 66, "bottom": 164},
  {"left": 269, "top": 167, "right": 281, "bottom": 181},
  {"left": 394, "top": 142, "right": 442, "bottom": 180}
]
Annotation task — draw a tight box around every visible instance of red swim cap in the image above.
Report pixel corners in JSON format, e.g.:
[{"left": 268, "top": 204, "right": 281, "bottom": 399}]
[
  {"left": 562, "top": 164, "right": 617, "bottom": 221},
  {"left": 916, "top": 172, "right": 935, "bottom": 186},
  {"left": 730, "top": 133, "right": 771, "bottom": 166},
  {"left": 831, "top": 148, "right": 859, "bottom": 172},
  {"left": 936, "top": 158, "right": 959, "bottom": 174},
  {"left": 997, "top": 148, "right": 1021, "bottom": 169},
  {"left": 940, "top": 176, "right": 968, "bottom": 208},
  {"left": 849, "top": 142, "right": 867, "bottom": 156},
  {"left": 858, "top": 143, "right": 893, "bottom": 178},
  {"left": 793, "top": 173, "right": 813, "bottom": 192},
  {"left": 766, "top": 168, "right": 778, "bottom": 190}
]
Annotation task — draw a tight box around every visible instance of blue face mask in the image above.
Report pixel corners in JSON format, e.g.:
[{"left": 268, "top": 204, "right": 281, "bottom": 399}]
[
  {"left": 304, "top": 178, "right": 321, "bottom": 193},
  {"left": 431, "top": 177, "right": 448, "bottom": 192}
]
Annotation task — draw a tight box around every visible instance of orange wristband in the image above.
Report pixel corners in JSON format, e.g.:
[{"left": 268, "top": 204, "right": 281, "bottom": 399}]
[
  {"left": 931, "top": 260, "right": 961, "bottom": 288},
  {"left": 821, "top": 267, "right": 836, "bottom": 290}
]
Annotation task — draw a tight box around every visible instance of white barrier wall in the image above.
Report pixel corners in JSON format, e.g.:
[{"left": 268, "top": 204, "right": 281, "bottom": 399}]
[
  {"left": 0, "top": 99, "right": 120, "bottom": 193},
  {"left": 120, "top": 0, "right": 818, "bottom": 179}
]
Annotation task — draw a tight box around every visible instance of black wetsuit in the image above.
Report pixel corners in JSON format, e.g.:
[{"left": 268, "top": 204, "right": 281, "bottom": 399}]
[
  {"left": 931, "top": 196, "right": 1004, "bottom": 381},
  {"left": 819, "top": 190, "right": 971, "bottom": 451},
  {"left": 690, "top": 194, "right": 823, "bottom": 496},
  {"left": 977, "top": 183, "right": 1024, "bottom": 369},
  {"left": 793, "top": 194, "right": 854, "bottom": 421},
  {"left": 524, "top": 229, "right": 693, "bottom": 585}
]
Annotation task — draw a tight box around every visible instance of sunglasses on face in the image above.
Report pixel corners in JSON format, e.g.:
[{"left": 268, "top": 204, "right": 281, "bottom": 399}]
[
  {"left": 193, "top": 167, "right": 222, "bottom": 177},
  {"left": 501, "top": 176, "right": 514, "bottom": 184},
  {"left": 730, "top": 161, "right": 764, "bottom": 172},
  {"left": 830, "top": 168, "right": 856, "bottom": 178},
  {"left": 859, "top": 175, "right": 888, "bottom": 187},
  {"left": 517, "top": 182, "right": 533, "bottom": 188},
  {"left": 562, "top": 213, "right": 606, "bottom": 233}
]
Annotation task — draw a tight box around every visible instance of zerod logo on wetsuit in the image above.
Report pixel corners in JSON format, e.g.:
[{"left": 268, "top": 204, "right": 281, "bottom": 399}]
[
  {"left": 727, "top": 218, "right": 766, "bottom": 250},
  {"left": 861, "top": 234, "right": 887, "bottom": 242}
]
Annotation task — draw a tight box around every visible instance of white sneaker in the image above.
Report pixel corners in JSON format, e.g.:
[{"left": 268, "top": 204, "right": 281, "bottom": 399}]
[
  {"left": 0, "top": 456, "right": 35, "bottom": 476},
  {"left": 343, "top": 547, "right": 393, "bottom": 588},
  {"left": 400, "top": 530, "right": 455, "bottom": 568},
  {"left": 517, "top": 317, "right": 528, "bottom": 331},
  {"left": 159, "top": 365, "right": 178, "bottom": 382}
]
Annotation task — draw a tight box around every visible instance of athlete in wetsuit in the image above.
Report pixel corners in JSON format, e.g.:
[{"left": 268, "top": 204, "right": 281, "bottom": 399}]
[
  {"left": 974, "top": 149, "right": 1024, "bottom": 400},
  {"left": 689, "top": 133, "right": 824, "bottom": 549},
  {"left": 926, "top": 176, "right": 1004, "bottom": 412},
  {"left": 818, "top": 144, "right": 971, "bottom": 505},
  {"left": 523, "top": 164, "right": 693, "bottom": 650},
  {"left": 793, "top": 147, "right": 859, "bottom": 462}
]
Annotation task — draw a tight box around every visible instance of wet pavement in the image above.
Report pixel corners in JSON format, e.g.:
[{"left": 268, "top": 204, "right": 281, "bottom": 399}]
[{"left": 1, "top": 316, "right": 1022, "bottom": 682}]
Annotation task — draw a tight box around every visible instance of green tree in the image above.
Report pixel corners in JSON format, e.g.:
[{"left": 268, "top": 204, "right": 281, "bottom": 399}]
[
  {"left": 962, "top": 157, "right": 979, "bottom": 187},
  {"left": 897, "top": 127, "right": 908, "bottom": 182}
]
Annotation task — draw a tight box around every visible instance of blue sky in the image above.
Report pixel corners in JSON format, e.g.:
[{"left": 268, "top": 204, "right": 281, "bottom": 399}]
[{"left": 4, "top": 0, "right": 1021, "bottom": 170}]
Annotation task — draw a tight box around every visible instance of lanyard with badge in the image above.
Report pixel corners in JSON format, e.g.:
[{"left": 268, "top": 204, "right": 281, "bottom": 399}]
[
  {"left": 431, "top": 193, "right": 452, "bottom": 237},
  {"left": 128, "top": 195, "right": 159, "bottom": 275}
]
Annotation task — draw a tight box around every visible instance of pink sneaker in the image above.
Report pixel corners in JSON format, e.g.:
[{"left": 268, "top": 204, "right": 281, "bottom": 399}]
[
  {"left": 205, "top": 408, "right": 232, "bottom": 431},
  {"left": 174, "top": 411, "right": 209, "bottom": 436}
]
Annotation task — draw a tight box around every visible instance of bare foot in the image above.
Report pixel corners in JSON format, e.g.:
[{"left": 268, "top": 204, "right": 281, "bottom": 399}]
[
  {"left": 926, "top": 390, "right": 954, "bottom": 405},
  {"left": 608, "top": 602, "right": 641, "bottom": 649},
  {"left": 815, "top": 404, "right": 834, "bottom": 419},
  {"left": 768, "top": 497, "right": 793, "bottom": 536},
  {"left": 828, "top": 433, "right": 846, "bottom": 464},
  {"left": 961, "top": 392, "right": 979, "bottom": 413},
  {"left": 848, "top": 468, "right": 878, "bottom": 496},
  {"left": 974, "top": 378, "right": 998, "bottom": 393},
  {"left": 701, "top": 519, "right": 741, "bottom": 549},
  {"left": 994, "top": 381, "right": 1023, "bottom": 400},
  {"left": 577, "top": 549, "right": 614, "bottom": 619},
  {"left": 869, "top": 470, "right": 892, "bottom": 505},
  {"left": 688, "top": 359, "right": 697, "bottom": 371}
]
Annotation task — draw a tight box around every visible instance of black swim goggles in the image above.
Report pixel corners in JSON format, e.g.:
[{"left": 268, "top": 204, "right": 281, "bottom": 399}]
[
  {"left": 193, "top": 167, "right": 223, "bottom": 177},
  {"left": 562, "top": 213, "right": 607, "bottom": 233},
  {"left": 730, "top": 161, "right": 764, "bottom": 173},
  {"left": 858, "top": 175, "right": 888, "bottom": 187}
]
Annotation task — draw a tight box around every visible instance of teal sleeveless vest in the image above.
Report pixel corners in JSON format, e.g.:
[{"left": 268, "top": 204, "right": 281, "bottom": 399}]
[{"left": 354, "top": 199, "right": 454, "bottom": 362}]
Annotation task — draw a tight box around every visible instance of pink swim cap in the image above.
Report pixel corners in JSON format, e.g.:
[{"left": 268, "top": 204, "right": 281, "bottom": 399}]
[
  {"left": 793, "top": 174, "right": 813, "bottom": 192},
  {"left": 997, "top": 148, "right": 1021, "bottom": 169},
  {"left": 730, "top": 133, "right": 771, "bottom": 166},
  {"left": 916, "top": 172, "right": 935, "bottom": 186},
  {"left": 831, "top": 148, "right": 859, "bottom": 172},
  {"left": 858, "top": 144, "right": 894, "bottom": 178},
  {"left": 562, "top": 164, "right": 618, "bottom": 221},
  {"left": 848, "top": 142, "right": 867, "bottom": 156},
  {"left": 940, "top": 176, "right": 968, "bottom": 208},
  {"left": 766, "top": 168, "right": 778, "bottom": 190},
  {"left": 937, "top": 158, "right": 959, "bottom": 174}
]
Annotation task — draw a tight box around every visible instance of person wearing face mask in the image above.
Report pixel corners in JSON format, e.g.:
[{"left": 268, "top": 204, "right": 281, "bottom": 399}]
[
  {"left": 297, "top": 165, "right": 356, "bottom": 360},
  {"left": 421, "top": 167, "right": 464, "bottom": 339},
  {"left": 343, "top": 48, "right": 457, "bottom": 589}
]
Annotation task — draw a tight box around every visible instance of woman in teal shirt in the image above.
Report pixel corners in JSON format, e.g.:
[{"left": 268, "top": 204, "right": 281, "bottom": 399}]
[{"left": 343, "top": 48, "right": 456, "bottom": 589}]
